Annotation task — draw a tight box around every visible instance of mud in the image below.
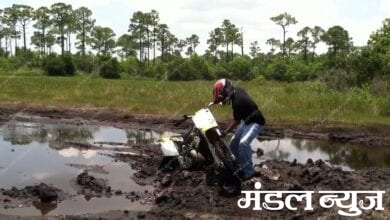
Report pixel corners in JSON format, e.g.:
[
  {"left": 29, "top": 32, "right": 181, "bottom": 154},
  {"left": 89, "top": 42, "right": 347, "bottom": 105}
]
[
  {"left": 0, "top": 105, "right": 390, "bottom": 219},
  {"left": 76, "top": 172, "right": 111, "bottom": 196},
  {"left": 0, "top": 103, "right": 390, "bottom": 146},
  {"left": 0, "top": 183, "right": 66, "bottom": 209},
  {"left": 143, "top": 160, "right": 390, "bottom": 219}
]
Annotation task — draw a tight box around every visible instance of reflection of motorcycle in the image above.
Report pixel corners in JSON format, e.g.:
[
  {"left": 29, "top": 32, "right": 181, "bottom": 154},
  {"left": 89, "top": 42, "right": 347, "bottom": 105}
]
[{"left": 158, "top": 103, "right": 241, "bottom": 195}]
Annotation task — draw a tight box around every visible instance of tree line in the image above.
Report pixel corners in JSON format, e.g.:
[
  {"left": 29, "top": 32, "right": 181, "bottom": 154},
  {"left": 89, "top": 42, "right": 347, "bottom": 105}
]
[{"left": 0, "top": 3, "right": 389, "bottom": 91}]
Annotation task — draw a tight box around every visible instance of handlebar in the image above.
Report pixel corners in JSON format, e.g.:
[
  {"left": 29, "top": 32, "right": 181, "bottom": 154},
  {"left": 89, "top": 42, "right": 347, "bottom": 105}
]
[{"left": 174, "top": 102, "right": 216, "bottom": 127}]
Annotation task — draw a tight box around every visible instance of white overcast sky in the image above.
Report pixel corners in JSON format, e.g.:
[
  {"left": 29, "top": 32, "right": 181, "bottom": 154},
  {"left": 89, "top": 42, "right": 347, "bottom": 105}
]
[{"left": 1, "top": 0, "right": 389, "bottom": 55}]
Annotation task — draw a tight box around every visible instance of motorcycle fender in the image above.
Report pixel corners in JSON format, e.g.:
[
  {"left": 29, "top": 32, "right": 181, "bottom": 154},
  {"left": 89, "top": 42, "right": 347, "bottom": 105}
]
[{"left": 160, "top": 139, "right": 180, "bottom": 156}]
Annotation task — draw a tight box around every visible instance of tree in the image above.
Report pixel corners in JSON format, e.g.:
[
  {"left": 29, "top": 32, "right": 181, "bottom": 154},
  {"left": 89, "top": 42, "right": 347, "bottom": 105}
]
[
  {"left": 310, "top": 26, "right": 325, "bottom": 57},
  {"left": 74, "top": 7, "right": 95, "bottom": 56},
  {"left": 321, "top": 25, "right": 351, "bottom": 56},
  {"left": 270, "top": 12, "right": 298, "bottom": 58},
  {"left": 1, "top": 27, "right": 12, "bottom": 56},
  {"left": 369, "top": 18, "right": 390, "bottom": 54},
  {"left": 156, "top": 23, "right": 169, "bottom": 61},
  {"left": 207, "top": 27, "right": 223, "bottom": 61},
  {"left": 31, "top": 31, "right": 44, "bottom": 52},
  {"left": 284, "top": 37, "right": 296, "bottom": 57},
  {"left": 33, "top": 6, "right": 52, "bottom": 55},
  {"left": 12, "top": 4, "right": 34, "bottom": 53},
  {"left": 90, "top": 26, "right": 116, "bottom": 55},
  {"left": 150, "top": 10, "right": 159, "bottom": 64},
  {"left": 3, "top": 7, "right": 19, "bottom": 55},
  {"left": 239, "top": 27, "right": 244, "bottom": 56},
  {"left": 249, "top": 41, "right": 260, "bottom": 58},
  {"left": 0, "top": 9, "right": 4, "bottom": 51},
  {"left": 129, "top": 11, "right": 146, "bottom": 62},
  {"left": 365, "top": 18, "right": 390, "bottom": 80},
  {"left": 185, "top": 34, "right": 199, "bottom": 57},
  {"left": 266, "top": 38, "right": 281, "bottom": 54},
  {"left": 50, "top": 3, "right": 73, "bottom": 55},
  {"left": 65, "top": 9, "right": 76, "bottom": 53},
  {"left": 45, "top": 30, "right": 56, "bottom": 53},
  {"left": 116, "top": 34, "right": 137, "bottom": 58},
  {"left": 297, "top": 26, "right": 312, "bottom": 61},
  {"left": 221, "top": 19, "right": 239, "bottom": 61}
]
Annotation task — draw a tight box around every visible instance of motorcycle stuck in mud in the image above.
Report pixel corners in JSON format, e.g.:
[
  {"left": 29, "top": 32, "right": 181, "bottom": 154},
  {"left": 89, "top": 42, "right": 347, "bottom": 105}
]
[{"left": 158, "top": 103, "right": 242, "bottom": 195}]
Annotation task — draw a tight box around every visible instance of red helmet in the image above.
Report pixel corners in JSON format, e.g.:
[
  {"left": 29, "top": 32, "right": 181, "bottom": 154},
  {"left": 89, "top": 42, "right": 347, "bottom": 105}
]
[{"left": 213, "top": 78, "right": 234, "bottom": 104}]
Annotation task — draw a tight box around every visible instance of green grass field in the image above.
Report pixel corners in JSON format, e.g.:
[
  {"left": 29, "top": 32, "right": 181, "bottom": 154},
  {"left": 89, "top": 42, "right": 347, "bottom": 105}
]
[{"left": 0, "top": 72, "right": 389, "bottom": 127}]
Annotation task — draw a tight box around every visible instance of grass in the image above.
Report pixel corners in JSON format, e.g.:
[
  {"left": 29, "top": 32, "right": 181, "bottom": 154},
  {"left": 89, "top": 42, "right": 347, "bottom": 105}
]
[{"left": 0, "top": 72, "right": 389, "bottom": 127}]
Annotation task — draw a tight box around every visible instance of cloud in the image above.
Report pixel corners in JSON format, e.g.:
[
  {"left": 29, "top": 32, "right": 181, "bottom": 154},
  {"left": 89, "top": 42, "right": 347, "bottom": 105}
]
[{"left": 0, "top": 0, "right": 387, "bottom": 54}]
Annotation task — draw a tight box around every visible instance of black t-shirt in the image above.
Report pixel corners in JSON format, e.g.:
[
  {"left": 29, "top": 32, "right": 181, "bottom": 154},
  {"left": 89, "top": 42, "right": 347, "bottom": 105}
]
[{"left": 231, "top": 87, "right": 265, "bottom": 125}]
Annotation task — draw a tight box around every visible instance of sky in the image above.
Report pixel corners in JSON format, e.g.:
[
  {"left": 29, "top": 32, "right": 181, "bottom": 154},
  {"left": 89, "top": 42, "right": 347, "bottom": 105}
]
[{"left": 0, "top": 0, "right": 389, "bottom": 55}]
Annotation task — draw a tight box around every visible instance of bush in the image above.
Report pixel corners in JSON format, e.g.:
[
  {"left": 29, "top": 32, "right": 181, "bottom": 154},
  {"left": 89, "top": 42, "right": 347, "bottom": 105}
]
[
  {"left": 265, "top": 58, "right": 288, "bottom": 81},
  {"left": 378, "top": 97, "right": 390, "bottom": 116},
  {"left": 190, "top": 55, "right": 213, "bottom": 80},
  {"left": 121, "top": 56, "right": 141, "bottom": 76},
  {"left": 324, "top": 69, "right": 358, "bottom": 90},
  {"left": 153, "top": 62, "right": 168, "bottom": 79},
  {"left": 212, "top": 63, "right": 230, "bottom": 79},
  {"left": 166, "top": 57, "right": 187, "bottom": 80},
  {"left": 98, "top": 56, "right": 120, "bottom": 79},
  {"left": 42, "top": 54, "right": 76, "bottom": 76},
  {"left": 229, "top": 57, "right": 253, "bottom": 80},
  {"left": 0, "top": 57, "right": 15, "bottom": 71},
  {"left": 62, "top": 54, "right": 76, "bottom": 75},
  {"left": 74, "top": 55, "right": 95, "bottom": 73},
  {"left": 43, "top": 54, "right": 66, "bottom": 76}
]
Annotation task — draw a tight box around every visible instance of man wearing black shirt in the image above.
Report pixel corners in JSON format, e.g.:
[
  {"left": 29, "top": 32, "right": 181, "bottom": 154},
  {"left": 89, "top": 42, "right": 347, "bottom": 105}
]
[{"left": 213, "top": 78, "right": 265, "bottom": 180}]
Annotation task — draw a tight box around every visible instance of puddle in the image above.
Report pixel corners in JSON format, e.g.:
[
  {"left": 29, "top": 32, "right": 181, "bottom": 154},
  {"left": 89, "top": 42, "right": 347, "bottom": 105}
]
[
  {"left": 0, "top": 195, "right": 151, "bottom": 216},
  {"left": 252, "top": 138, "right": 390, "bottom": 171},
  {"left": 0, "top": 122, "right": 156, "bottom": 216},
  {"left": 1, "top": 121, "right": 390, "bottom": 216}
]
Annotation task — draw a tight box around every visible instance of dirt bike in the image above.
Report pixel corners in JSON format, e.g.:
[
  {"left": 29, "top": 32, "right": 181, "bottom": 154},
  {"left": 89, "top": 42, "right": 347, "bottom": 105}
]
[{"left": 158, "top": 102, "right": 241, "bottom": 195}]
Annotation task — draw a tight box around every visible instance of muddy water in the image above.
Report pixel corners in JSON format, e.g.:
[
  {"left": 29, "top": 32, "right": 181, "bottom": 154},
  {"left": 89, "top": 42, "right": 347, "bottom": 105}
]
[
  {"left": 252, "top": 138, "right": 390, "bottom": 171},
  {"left": 0, "top": 122, "right": 389, "bottom": 216},
  {"left": 0, "top": 122, "right": 155, "bottom": 216}
]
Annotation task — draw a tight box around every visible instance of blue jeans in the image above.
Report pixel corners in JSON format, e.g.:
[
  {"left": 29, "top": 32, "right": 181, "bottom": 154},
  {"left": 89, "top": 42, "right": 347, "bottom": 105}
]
[{"left": 230, "top": 122, "right": 263, "bottom": 178}]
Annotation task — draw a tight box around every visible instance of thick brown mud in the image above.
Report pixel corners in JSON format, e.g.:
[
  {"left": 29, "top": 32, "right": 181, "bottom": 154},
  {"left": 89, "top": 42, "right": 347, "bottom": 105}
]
[{"left": 0, "top": 105, "right": 389, "bottom": 219}]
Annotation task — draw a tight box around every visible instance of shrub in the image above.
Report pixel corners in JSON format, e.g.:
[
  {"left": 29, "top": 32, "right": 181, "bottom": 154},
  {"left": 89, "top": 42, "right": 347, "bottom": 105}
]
[
  {"left": 98, "top": 56, "right": 120, "bottom": 79},
  {"left": 212, "top": 63, "right": 230, "bottom": 79},
  {"left": 121, "top": 56, "right": 141, "bottom": 76},
  {"left": 378, "top": 97, "right": 390, "bottom": 116},
  {"left": 229, "top": 57, "right": 253, "bottom": 80},
  {"left": 324, "top": 69, "right": 358, "bottom": 90},
  {"left": 43, "top": 54, "right": 66, "bottom": 76},
  {"left": 190, "top": 55, "right": 213, "bottom": 80},
  {"left": 74, "top": 55, "right": 95, "bottom": 73},
  {"left": 0, "top": 57, "right": 15, "bottom": 71},
  {"left": 62, "top": 54, "right": 76, "bottom": 75},
  {"left": 166, "top": 57, "right": 186, "bottom": 80},
  {"left": 265, "top": 59, "right": 288, "bottom": 81},
  {"left": 42, "top": 54, "right": 76, "bottom": 76}
]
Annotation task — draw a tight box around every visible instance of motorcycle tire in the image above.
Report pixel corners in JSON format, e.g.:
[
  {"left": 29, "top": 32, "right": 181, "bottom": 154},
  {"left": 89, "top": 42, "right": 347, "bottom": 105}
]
[{"left": 213, "top": 141, "right": 242, "bottom": 196}]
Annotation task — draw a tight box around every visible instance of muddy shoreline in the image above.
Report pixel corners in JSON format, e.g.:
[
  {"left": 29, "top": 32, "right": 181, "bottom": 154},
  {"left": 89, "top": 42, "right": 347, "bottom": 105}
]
[
  {"left": 0, "top": 104, "right": 390, "bottom": 219},
  {"left": 0, "top": 103, "right": 389, "bottom": 146}
]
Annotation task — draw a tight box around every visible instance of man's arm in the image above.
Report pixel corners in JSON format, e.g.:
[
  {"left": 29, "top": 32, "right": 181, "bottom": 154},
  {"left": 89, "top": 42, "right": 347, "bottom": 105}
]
[{"left": 225, "top": 120, "right": 240, "bottom": 134}]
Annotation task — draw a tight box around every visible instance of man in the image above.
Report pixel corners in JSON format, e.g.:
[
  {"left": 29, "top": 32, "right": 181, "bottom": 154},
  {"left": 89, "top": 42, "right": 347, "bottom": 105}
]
[{"left": 213, "top": 78, "right": 265, "bottom": 180}]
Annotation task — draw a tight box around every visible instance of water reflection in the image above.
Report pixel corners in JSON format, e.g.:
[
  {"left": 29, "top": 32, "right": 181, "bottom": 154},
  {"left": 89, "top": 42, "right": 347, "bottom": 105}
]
[
  {"left": 126, "top": 129, "right": 159, "bottom": 145},
  {"left": 0, "top": 122, "right": 153, "bottom": 216},
  {"left": 253, "top": 138, "right": 390, "bottom": 170}
]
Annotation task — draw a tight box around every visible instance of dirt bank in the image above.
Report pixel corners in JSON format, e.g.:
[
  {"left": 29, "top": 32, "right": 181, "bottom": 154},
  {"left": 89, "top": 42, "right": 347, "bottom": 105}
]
[{"left": 1, "top": 103, "right": 389, "bottom": 146}]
